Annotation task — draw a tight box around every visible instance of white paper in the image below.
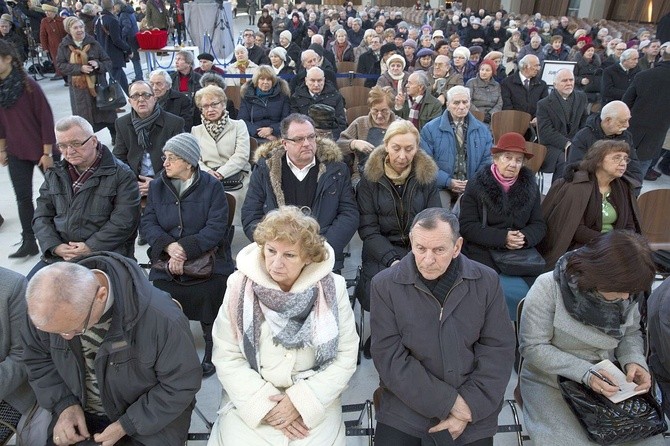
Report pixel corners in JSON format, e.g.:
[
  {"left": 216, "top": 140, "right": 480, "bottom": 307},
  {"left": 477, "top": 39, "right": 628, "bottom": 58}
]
[{"left": 593, "top": 359, "right": 647, "bottom": 404}]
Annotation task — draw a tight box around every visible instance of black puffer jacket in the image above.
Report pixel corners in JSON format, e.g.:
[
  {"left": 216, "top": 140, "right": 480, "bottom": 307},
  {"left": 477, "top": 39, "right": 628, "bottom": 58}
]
[
  {"left": 354, "top": 146, "right": 440, "bottom": 310},
  {"left": 459, "top": 165, "right": 546, "bottom": 272}
]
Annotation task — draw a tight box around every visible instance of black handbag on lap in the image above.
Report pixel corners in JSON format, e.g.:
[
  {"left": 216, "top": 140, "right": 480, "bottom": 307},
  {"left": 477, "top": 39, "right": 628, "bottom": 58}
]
[
  {"left": 558, "top": 376, "right": 667, "bottom": 445},
  {"left": 220, "top": 171, "right": 245, "bottom": 191}
]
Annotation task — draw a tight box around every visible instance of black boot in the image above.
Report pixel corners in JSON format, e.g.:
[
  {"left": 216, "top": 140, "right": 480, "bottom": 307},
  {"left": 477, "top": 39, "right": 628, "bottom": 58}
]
[
  {"left": 363, "top": 336, "right": 372, "bottom": 359},
  {"left": 9, "top": 236, "right": 39, "bottom": 258},
  {"left": 201, "top": 322, "right": 216, "bottom": 378}
]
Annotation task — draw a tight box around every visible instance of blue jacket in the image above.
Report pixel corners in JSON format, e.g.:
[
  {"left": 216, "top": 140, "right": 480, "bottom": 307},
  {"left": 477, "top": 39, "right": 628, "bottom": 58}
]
[
  {"left": 241, "top": 138, "right": 359, "bottom": 271},
  {"left": 140, "top": 169, "right": 234, "bottom": 282},
  {"left": 419, "top": 111, "right": 493, "bottom": 189},
  {"left": 238, "top": 79, "right": 291, "bottom": 140},
  {"left": 118, "top": 4, "right": 140, "bottom": 50}
]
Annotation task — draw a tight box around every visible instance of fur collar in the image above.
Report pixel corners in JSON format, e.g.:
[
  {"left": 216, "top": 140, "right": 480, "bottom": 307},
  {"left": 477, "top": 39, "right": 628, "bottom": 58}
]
[
  {"left": 363, "top": 145, "right": 438, "bottom": 185},
  {"left": 472, "top": 165, "right": 538, "bottom": 217},
  {"left": 255, "top": 138, "right": 343, "bottom": 207}
]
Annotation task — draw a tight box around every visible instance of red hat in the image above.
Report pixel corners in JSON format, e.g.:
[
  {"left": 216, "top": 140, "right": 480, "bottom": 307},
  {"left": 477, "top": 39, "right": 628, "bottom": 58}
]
[
  {"left": 479, "top": 59, "right": 497, "bottom": 73},
  {"left": 580, "top": 43, "right": 595, "bottom": 55},
  {"left": 491, "top": 132, "right": 534, "bottom": 159},
  {"left": 577, "top": 35, "right": 592, "bottom": 44}
]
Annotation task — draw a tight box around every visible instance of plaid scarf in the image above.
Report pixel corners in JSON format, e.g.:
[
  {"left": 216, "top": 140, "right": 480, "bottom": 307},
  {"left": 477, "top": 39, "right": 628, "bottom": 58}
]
[
  {"left": 202, "top": 110, "right": 229, "bottom": 142},
  {"left": 68, "top": 145, "right": 103, "bottom": 194},
  {"left": 131, "top": 104, "right": 161, "bottom": 150},
  {"left": 408, "top": 95, "right": 422, "bottom": 129},
  {"left": 234, "top": 273, "right": 339, "bottom": 375}
]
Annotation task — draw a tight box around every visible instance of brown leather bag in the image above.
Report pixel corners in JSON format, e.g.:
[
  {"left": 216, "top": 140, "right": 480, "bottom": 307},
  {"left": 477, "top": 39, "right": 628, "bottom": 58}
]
[{"left": 152, "top": 249, "right": 217, "bottom": 280}]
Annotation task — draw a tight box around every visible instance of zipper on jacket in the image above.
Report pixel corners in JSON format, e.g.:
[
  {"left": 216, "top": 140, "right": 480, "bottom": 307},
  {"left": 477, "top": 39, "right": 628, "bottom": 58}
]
[{"left": 416, "top": 277, "right": 463, "bottom": 321}]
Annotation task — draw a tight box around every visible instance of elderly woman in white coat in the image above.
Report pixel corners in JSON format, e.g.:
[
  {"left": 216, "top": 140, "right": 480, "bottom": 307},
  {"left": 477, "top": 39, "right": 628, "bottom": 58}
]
[
  {"left": 519, "top": 230, "right": 665, "bottom": 446},
  {"left": 191, "top": 85, "right": 250, "bottom": 223},
  {"left": 208, "top": 206, "right": 358, "bottom": 445}
]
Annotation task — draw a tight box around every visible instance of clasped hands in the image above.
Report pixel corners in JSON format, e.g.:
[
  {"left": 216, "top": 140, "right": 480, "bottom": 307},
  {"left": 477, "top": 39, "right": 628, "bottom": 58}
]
[
  {"left": 263, "top": 393, "right": 310, "bottom": 441},
  {"left": 165, "top": 242, "right": 187, "bottom": 275},
  {"left": 506, "top": 230, "right": 526, "bottom": 250},
  {"left": 428, "top": 394, "right": 472, "bottom": 440},
  {"left": 54, "top": 242, "right": 92, "bottom": 261},
  {"left": 52, "top": 405, "right": 126, "bottom": 446}
]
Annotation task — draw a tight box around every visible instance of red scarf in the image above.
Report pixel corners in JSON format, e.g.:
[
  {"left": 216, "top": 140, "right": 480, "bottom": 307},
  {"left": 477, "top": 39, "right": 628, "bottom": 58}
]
[{"left": 490, "top": 163, "right": 517, "bottom": 193}]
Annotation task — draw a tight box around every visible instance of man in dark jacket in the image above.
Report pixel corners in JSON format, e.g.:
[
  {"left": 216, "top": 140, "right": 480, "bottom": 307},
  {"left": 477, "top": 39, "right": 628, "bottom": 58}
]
[
  {"left": 114, "top": 81, "right": 184, "bottom": 200},
  {"left": 31, "top": 116, "right": 140, "bottom": 272},
  {"left": 356, "top": 34, "right": 382, "bottom": 88},
  {"left": 289, "top": 67, "right": 347, "bottom": 139},
  {"left": 149, "top": 69, "right": 194, "bottom": 131},
  {"left": 115, "top": 0, "right": 142, "bottom": 82},
  {"left": 22, "top": 253, "right": 201, "bottom": 446},
  {"left": 568, "top": 100, "right": 642, "bottom": 188},
  {"left": 393, "top": 70, "right": 442, "bottom": 131},
  {"left": 94, "top": 0, "right": 130, "bottom": 93},
  {"left": 500, "top": 55, "right": 547, "bottom": 124},
  {"left": 370, "top": 207, "right": 515, "bottom": 445},
  {"left": 241, "top": 113, "right": 358, "bottom": 272},
  {"left": 536, "top": 68, "right": 588, "bottom": 177},
  {"left": 601, "top": 48, "right": 639, "bottom": 105},
  {"left": 623, "top": 48, "right": 670, "bottom": 179}
]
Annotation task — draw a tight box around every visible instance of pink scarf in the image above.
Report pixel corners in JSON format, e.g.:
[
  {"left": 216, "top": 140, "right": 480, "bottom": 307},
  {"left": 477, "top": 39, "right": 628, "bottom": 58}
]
[{"left": 491, "top": 163, "right": 517, "bottom": 193}]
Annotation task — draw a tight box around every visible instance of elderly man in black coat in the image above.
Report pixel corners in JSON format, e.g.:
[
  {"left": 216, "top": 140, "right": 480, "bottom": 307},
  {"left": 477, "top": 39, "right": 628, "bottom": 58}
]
[
  {"left": 568, "top": 100, "right": 643, "bottom": 190},
  {"left": 536, "top": 68, "right": 588, "bottom": 178},
  {"left": 500, "top": 55, "right": 548, "bottom": 124},
  {"left": 623, "top": 48, "right": 670, "bottom": 179},
  {"left": 600, "top": 48, "right": 640, "bottom": 105},
  {"left": 290, "top": 67, "right": 347, "bottom": 139}
]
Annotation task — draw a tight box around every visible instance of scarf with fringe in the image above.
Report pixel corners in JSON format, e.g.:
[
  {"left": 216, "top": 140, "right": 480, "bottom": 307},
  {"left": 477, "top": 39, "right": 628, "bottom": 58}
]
[{"left": 68, "top": 44, "right": 97, "bottom": 97}]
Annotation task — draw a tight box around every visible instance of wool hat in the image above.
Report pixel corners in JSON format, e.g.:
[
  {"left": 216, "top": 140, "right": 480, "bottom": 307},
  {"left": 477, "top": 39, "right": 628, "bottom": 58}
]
[
  {"left": 269, "top": 46, "right": 287, "bottom": 61},
  {"left": 380, "top": 42, "right": 399, "bottom": 57},
  {"left": 580, "top": 43, "right": 594, "bottom": 55},
  {"left": 576, "top": 35, "right": 591, "bottom": 44},
  {"left": 416, "top": 48, "right": 435, "bottom": 58},
  {"left": 639, "top": 39, "right": 651, "bottom": 50},
  {"left": 307, "top": 24, "right": 318, "bottom": 34},
  {"left": 432, "top": 29, "right": 444, "bottom": 38},
  {"left": 386, "top": 53, "right": 406, "bottom": 69},
  {"left": 197, "top": 52, "right": 214, "bottom": 62},
  {"left": 0, "top": 13, "right": 12, "bottom": 23},
  {"left": 452, "top": 46, "right": 470, "bottom": 59},
  {"left": 469, "top": 45, "right": 483, "bottom": 55},
  {"left": 478, "top": 59, "right": 497, "bottom": 73},
  {"left": 280, "top": 30, "right": 292, "bottom": 43},
  {"left": 471, "top": 17, "right": 481, "bottom": 25},
  {"left": 403, "top": 39, "right": 417, "bottom": 49},
  {"left": 421, "top": 24, "right": 432, "bottom": 33},
  {"left": 42, "top": 4, "right": 59, "bottom": 13},
  {"left": 163, "top": 133, "right": 201, "bottom": 167},
  {"left": 81, "top": 3, "right": 96, "bottom": 14},
  {"left": 491, "top": 132, "right": 533, "bottom": 159}
]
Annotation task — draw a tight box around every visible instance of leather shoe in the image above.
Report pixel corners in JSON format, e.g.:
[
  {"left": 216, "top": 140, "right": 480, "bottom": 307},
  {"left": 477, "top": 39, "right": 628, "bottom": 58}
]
[
  {"left": 658, "top": 162, "right": 670, "bottom": 176},
  {"left": 202, "top": 359, "right": 216, "bottom": 378},
  {"left": 362, "top": 336, "right": 372, "bottom": 359},
  {"left": 8, "top": 238, "right": 39, "bottom": 258},
  {"left": 644, "top": 169, "right": 661, "bottom": 181}
]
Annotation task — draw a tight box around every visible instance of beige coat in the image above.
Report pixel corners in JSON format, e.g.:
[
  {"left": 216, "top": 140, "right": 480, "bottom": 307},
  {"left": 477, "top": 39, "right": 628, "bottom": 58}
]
[{"left": 208, "top": 242, "right": 359, "bottom": 446}]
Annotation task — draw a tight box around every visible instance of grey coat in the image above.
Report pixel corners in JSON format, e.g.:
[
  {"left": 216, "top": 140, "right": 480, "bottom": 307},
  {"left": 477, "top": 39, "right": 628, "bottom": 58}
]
[
  {"left": 370, "top": 253, "right": 515, "bottom": 443},
  {"left": 0, "top": 268, "right": 34, "bottom": 414},
  {"left": 56, "top": 34, "right": 117, "bottom": 126},
  {"left": 519, "top": 273, "right": 664, "bottom": 446}
]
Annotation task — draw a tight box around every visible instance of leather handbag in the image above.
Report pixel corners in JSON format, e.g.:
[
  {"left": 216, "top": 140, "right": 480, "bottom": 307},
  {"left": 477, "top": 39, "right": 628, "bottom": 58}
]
[
  {"left": 220, "top": 171, "right": 245, "bottom": 192},
  {"left": 95, "top": 74, "right": 126, "bottom": 111},
  {"left": 558, "top": 376, "right": 667, "bottom": 445},
  {"left": 152, "top": 248, "right": 217, "bottom": 280},
  {"left": 481, "top": 204, "right": 546, "bottom": 276},
  {"left": 0, "top": 400, "right": 21, "bottom": 445}
]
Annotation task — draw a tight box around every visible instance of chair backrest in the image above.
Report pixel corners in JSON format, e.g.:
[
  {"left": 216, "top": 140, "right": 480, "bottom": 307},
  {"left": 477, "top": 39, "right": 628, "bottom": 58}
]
[
  {"left": 490, "top": 110, "right": 532, "bottom": 143},
  {"left": 248, "top": 136, "right": 259, "bottom": 167},
  {"left": 638, "top": 189, "right": 670, "bottom": 250},
  {"left": 337, "top": 76, "right": 366, "bottom": 88},
  {"left": 470, "top": 109, "right": 486, "bottom": 123},
  {"left": 340, "top": 86, "right": 371, "bottom": 109},
  {"left": 225, "top": 85, "right": 241, "bottom": 111},
  {"left": 337, "top": 61, "right": 357, "bottom": 73},
  {"left": 346, "top": 105, "right": 370, "bottom": 124},
  {"left": 523, "top": 142, "right": 547, "bottom": 174},
  {"left": 225, "top": 193, "right": 236, "bottom": 227}
]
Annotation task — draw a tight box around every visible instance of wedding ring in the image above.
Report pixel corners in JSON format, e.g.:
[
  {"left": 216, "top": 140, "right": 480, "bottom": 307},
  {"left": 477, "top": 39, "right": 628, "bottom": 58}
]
[
  {"left": 54, "top": 436, "right": 60, "bottom": 442},
  {"left": 599, "top": 387, "right": 603, "bottom": 393}
]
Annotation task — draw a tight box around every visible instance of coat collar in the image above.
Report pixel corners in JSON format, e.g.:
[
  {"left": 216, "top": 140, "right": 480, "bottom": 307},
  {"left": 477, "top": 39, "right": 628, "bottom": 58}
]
[
  {"left": 363, "top": 144, "right": 438, "bottom": 185},
  {"left": 392, "top": 251, "right": 482, "bottom": 286}
]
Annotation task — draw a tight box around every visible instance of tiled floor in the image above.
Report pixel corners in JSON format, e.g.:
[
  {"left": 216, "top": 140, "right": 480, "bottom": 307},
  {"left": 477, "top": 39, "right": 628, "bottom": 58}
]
[{"left": 2, "top": 12, "right": 669, "bottom": 445}]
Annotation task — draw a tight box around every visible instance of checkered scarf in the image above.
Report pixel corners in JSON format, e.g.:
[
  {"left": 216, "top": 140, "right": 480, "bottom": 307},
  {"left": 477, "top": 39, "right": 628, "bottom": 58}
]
[
  {"left": 408, "top": 95, "right": 422, "bottom": 129},
  {"left": 68, "top": 146, "right": 103, "bottom": 194},
  {"left": 234, "top": 274, "right": 339, "bottom": 375}
]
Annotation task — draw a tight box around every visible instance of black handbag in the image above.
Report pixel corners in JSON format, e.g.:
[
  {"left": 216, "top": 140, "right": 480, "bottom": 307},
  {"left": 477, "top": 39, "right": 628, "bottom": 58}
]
[
  {"left": 220, "top": 171, "right": 245, "bottom": 191},
  {"left": 95, "top": 74, "right": 126, "bottom": 111},
  {"left": 152, "top": 248, "right": 217, "bottom": 280},
  {"left": 0, "top": 400, "right": 21, "bottom": 445},
  {"left": 558, "top": 376, "right": 667, "bottom": 445},
  {"left": 481, "top": 204, "right": 546, "bottom": 276}
]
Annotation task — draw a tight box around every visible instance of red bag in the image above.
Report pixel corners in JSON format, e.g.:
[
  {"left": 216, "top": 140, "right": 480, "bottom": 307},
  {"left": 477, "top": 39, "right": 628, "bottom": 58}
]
[{"left": 136, "top": 29, "right": 168, "bottom": 50}]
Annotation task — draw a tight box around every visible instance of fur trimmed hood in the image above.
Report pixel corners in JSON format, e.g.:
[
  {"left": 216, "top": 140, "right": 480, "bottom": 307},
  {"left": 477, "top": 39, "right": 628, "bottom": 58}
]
[
  {"left": 363, "top": 145, "right": 438, "bottom": 185},
  {"left": 254, "top": 137, "right": 343, "bottom": 164},
  {"left": 471, "top": 164, "right": 539, "bottom": 217}
]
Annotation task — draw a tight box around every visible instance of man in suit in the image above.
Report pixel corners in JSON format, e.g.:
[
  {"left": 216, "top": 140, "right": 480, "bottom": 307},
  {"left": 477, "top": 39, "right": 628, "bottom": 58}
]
[
  {"left": 623, "top": 44, "right": 670, "bottom": 180},
  {"left": 601, "top": 48, "right": 639, "bottom": 105},
  {"left": 356, "top": 34, "right": 382, "bottom": 88},
  {"left": 500, "top": 55, "right": 548, "bottom": 126},
  {"left": 536, "top": 68, "right": 589, "bottom": 178},
  {"left": 393, "top": 71, "right": 442, "bottom": 131}
]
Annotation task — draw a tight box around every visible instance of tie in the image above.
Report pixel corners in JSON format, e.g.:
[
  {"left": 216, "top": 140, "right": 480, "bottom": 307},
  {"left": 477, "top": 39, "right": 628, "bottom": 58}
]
[
  {"left": 455, "top": 122, "right": 464, "bottom": 148},
  {"left": 523, "top": 78, "right": 530, "bottom": 90}
]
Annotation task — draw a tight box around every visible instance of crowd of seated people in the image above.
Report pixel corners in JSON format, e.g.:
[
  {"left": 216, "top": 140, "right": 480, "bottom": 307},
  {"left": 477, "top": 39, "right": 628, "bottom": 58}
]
[{"left": 1, "top": 2, "right": 670, "bottom": 445}]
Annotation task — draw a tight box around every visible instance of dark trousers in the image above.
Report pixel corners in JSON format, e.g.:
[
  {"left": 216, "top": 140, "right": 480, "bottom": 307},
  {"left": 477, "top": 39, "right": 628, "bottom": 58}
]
[
  {"left": 110, "top": 67, "right": 129, "bottom": 95},
  {"left": 375, "top": 422, "right": 493, "bottom": 446},
  {"left": 7, "top": 155, "right": 43, "bottom": 239}
]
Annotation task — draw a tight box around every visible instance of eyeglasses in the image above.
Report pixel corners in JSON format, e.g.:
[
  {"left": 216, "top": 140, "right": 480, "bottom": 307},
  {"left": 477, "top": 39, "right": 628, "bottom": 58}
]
[
  {"left": 129, "top": 92, "right": 154, "bottom": 101},
  {"left": 56, "top": 135, "right": 94, "bottom": 151},
  {"left": 609, "top": 154, "right": 630, "bottom": 164},
  {"left": 371, "top": 108, "right": 391, "bottom": 116},
  {"left": 162, "top": 154, "right": 184, "bottom": 163},
  {"left": 61, "top": 286, "right": 99, "bottom": 337},
  {"left": 284, "top": 134, "right": 317, "bottom": 144},
  {"left": 200, "top": 101, "right": 223, "bottom": 110}
]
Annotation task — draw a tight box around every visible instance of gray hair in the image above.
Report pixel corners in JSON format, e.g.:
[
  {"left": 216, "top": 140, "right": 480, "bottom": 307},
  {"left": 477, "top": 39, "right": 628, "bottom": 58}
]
[
  {"left": 199, "top": 72, "right": 226, "bottom": 89},
  {"left": 335, "top": 28, "right": 348, "bottom": 38},
  {"left": 620, "top": 48, "right": 637, "bottom": 62},
  {"left": 518, "top": 54, "right": 537, "bottom": 71},
  {"left": 353, "top": 18, "right": 362, "bottom": 26},
  {"left": 410, "top": 208, "right": 460, "bottom": 242},
  {"left": 234, "top": 45, "right": 249, "bottom": 56},
  {"left": 175, "top": 50, "right": 194, "bottom": 65},
  {"left": 409, "top": 70, "right": 430, "bottom": 93},
  {"left": 26, "top": 262, "right": 99, "bottom": 328},
  {"left": 55, "top": 115, "right": 94, "bottom": 135},
  {"left": 600, "top": 100, "right": 629, "bottom": 120},
  {"left": 280, "top": 113, "right": 316, "bottom": 138},
  {"left": 311, "top": 34, "right": 324, "bottom": 45},
  {"left": 446, "top": 85, "right": 470, "bottom": 103},
  {"left": 301, "top": 49, "right": 319, "bottom": 62},
  {"left": 149, "top": 69, "right": 172, "bottom": 87}
]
